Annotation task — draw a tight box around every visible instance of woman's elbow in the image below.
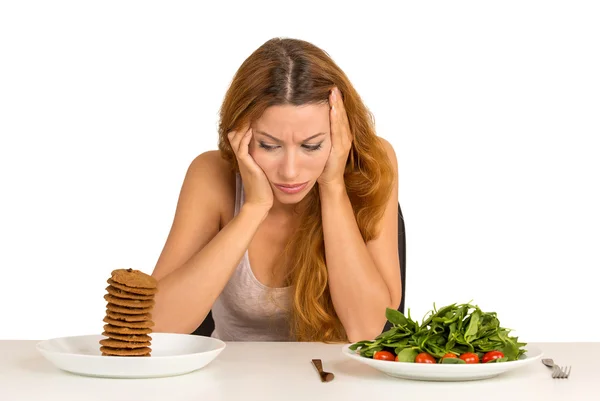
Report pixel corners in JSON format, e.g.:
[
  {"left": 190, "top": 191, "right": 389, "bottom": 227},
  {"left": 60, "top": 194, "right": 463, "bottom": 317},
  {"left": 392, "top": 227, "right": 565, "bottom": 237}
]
[{"left": 345, "top": 316, "right": 388, "bottom": 343}]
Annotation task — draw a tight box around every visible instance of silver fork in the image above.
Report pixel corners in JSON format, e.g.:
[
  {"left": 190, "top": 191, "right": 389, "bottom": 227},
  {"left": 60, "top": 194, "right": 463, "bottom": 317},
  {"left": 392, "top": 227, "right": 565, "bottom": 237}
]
[{"left": 542, "top": 358, "right": 571, "bottom": 379}]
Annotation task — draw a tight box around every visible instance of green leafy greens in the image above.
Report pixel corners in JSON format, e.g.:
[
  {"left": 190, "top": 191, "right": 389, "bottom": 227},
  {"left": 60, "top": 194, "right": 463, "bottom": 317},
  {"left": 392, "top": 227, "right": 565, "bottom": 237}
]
[{"left": 349, "top": 302, "right": 527, "bottom": 363}]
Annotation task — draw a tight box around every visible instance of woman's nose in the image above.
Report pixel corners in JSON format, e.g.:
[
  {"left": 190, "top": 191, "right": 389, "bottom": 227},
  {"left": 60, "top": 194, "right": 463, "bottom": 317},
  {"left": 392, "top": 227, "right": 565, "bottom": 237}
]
[{"left": 280, "top": 151, "right": 298, "bottom": 180}]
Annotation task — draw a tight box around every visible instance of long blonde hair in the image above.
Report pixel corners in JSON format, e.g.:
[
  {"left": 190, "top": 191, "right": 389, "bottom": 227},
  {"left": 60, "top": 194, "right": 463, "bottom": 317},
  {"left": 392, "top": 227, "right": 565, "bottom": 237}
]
[{"left": 217, "top": 38, "right": 394, "bottom": 342}]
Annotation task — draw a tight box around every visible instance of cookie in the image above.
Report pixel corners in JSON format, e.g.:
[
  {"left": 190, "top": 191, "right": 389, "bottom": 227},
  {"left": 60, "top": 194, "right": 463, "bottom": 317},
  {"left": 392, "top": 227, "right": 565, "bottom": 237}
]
[
  {"left": 102, "top": 331, "right": 152, "bottom": 342},
  {"left": 105, "top": 285, "right": 154, "bottom": 300},
  {"left": 103, "top": 316, "right": 155, "bottom": 328},
  {"left": 106, "top": 278, "right": 158, "bottom": 295},
  {"left": 104, "top": 293, "right": 155, "bottom": 308},
  {"left": 110, "top": 268, "right": 157, "bottom": 289},
  {"left": 100, "top": 346, "right": 151, "bottom": 356},
  {"left": 99, "top": 338, "right": 151, "bottom": 349},
  {"left": 106, "top": 310, "right": 152, "bottom": 322},
  {"left": 103, "top": 324, "right": 152, "bottom": 335},
  {"left": 106, "top": 303, "right": 153, "bottom": 315}
]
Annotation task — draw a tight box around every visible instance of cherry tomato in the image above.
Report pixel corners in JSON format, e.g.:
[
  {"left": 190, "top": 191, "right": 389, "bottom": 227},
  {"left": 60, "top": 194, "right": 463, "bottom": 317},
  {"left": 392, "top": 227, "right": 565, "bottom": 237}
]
[
  {"left": 459, "top": 352, "right": 480, "bottom": 364},
  {"left": 415, "top": 352, "right": 436, "bottom": 364},
  {"left": 373, "top": 351, "right": 395, "bottom": 361},
  {"left": 442, "top": 353, "right": 457, "bottom": 359},
  {"left": 395, "top": 355, "right": 399, "bottom": 361},
  {"left": 482, "top": 350, "right": 505, "bottom": 363}
]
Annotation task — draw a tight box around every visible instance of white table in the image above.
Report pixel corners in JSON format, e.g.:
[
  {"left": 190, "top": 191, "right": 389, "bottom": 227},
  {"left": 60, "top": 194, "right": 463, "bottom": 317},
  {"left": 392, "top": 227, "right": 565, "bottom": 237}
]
[{"left": 1, "top": 340, "right": 598, "bottom": 401}]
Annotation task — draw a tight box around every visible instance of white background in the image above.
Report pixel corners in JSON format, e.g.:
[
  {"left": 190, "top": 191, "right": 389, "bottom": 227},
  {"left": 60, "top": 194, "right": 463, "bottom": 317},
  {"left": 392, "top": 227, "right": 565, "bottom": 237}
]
[{"left": 1, "top": 1, "right": 598, "bottom": 341}]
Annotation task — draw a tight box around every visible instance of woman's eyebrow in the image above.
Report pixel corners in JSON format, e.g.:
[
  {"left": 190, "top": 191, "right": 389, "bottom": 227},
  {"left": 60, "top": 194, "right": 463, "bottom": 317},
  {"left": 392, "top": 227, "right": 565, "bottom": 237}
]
[{"left": 254, "top": 130, "right": 326, "bottom": 143}]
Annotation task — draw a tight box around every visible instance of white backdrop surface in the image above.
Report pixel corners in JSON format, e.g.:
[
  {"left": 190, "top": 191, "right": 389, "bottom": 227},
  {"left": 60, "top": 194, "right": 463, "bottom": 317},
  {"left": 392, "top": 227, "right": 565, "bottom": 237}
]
[{"left": 1, "top": 1, "right": 598, "bottom": 341}]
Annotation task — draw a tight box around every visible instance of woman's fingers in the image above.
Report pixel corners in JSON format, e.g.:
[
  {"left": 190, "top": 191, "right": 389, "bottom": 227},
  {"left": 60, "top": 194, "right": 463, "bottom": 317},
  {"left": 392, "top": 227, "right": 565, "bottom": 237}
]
[
  {"left": 227, "top": 130, "right": 239, "bottom": 151},
  {"left": 329, "top": 87, "right": 352, "bottom": 148},
  {"left": 227, "top": 125, "right": 250, "bottom": 155},
  {"left": 237, "top": 128, "right": 252, "bottom": 156},
  {"left": 329, "top": 89, "right": 340, "bottom": 150},
  {"left": 227, "top": 126, "right": 258, "bottom": 175}
]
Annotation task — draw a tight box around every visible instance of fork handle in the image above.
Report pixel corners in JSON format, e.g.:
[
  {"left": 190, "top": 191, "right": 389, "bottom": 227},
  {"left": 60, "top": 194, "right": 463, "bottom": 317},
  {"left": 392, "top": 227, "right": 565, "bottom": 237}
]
[{"left": 541, "top": 358, "right": 555, "bottom": 368}]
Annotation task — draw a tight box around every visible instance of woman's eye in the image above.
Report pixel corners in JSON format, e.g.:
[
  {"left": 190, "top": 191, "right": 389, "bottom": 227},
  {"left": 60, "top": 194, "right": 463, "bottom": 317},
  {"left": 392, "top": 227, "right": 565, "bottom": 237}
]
[
  {"left": 258, "top": 142, "right": 279, "bottom": 151},
  {"left": 302, "top": 143, "right": 322, "bottom": 152},
  {"left": 258, "top": 141, "right": 322, "bottom": 152}
]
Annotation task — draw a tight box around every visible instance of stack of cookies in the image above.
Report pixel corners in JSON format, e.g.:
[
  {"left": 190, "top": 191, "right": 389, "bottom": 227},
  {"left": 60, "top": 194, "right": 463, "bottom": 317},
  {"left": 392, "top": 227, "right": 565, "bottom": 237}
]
[{"left": 100, "top": 268, "right": 158, "bottom": 357}]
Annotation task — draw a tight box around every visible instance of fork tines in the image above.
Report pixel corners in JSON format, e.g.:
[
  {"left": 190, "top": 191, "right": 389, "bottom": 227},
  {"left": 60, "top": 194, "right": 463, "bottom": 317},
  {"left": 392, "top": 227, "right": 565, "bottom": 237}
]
[{"left": 552, "top": 365, "right": 571, "bottom": 379}]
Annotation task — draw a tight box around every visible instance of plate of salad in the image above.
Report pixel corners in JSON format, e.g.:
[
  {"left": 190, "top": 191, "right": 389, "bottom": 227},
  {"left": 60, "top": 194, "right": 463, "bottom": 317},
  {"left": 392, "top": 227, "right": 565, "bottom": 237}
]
[{"left": 342, "top": 302, "right": 542, "bottom": 381}]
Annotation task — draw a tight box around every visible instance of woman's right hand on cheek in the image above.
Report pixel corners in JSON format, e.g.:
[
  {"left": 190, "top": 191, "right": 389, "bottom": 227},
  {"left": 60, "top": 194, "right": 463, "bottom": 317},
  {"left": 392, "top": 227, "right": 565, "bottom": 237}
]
[{"left": 227, "top": 126, "right": 274, "bottom": 213}]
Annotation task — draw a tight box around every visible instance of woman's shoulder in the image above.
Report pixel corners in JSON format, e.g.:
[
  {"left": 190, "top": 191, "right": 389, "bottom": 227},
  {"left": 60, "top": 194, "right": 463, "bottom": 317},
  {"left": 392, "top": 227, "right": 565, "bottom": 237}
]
[
  {"left": 187, "top": 149, "right": 234, "bottom": 178},
  {"left": 377, "top": 137, "right": 397, "bottom": 164},
  {"left": 186, "top": 150, "right": 236, "bottom": 223}
]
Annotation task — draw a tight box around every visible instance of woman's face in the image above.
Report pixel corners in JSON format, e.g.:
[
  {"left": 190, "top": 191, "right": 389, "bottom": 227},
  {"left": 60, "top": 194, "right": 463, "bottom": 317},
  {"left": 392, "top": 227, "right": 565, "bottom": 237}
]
[{"left": 249, "top": 103, "right": 332, "bottom": 205}]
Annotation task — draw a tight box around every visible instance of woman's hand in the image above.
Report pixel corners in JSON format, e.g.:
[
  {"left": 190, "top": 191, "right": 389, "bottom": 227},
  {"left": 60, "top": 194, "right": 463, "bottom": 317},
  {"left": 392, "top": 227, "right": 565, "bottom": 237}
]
[
  {"left": 318, "top": 87, "right": 353, "bottom": 189},
  {"left": 227, "top": 125, "right": 274, "bottom": 212}
]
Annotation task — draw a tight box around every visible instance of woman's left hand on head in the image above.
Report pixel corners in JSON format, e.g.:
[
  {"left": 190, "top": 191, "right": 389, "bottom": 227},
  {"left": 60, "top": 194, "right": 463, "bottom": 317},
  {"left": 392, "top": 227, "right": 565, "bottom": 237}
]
[{"left": 318, "top": 86, "right": 353, "bottom": 189}]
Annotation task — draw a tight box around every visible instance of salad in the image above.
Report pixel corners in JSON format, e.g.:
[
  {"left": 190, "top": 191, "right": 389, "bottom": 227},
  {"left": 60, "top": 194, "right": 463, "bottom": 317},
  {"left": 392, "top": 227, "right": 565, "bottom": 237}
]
[{"left": 349, "top": 302, "right": 527, "bottom": 364}]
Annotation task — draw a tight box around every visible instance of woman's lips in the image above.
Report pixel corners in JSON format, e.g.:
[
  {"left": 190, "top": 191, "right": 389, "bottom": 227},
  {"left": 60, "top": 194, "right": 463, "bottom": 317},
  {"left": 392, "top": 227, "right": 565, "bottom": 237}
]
[{"left": 274, "top": 182, "right": 308, "bottom": 194}]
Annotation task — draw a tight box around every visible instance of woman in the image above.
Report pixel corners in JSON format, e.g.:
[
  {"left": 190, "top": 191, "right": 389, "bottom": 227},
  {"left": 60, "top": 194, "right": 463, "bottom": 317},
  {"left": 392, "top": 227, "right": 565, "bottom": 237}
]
[{"left": 150, "top": 37, "right": 402, "bottom": 343}]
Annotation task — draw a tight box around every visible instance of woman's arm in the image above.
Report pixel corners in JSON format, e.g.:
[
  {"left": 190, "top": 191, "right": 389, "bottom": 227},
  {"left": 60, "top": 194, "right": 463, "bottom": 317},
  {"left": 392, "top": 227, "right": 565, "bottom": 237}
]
[
  {"left": 320, "top": 139, "right": 402, "bottom": 342},
  {"left": 151, "top": 151, "right": 269, "bottom": 334}
]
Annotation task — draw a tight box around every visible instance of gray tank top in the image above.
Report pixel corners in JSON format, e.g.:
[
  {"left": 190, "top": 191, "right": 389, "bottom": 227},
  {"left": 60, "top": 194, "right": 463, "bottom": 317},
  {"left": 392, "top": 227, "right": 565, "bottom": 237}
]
[{"left": 210, "top": 174, "right": 293, "bottom": 341}]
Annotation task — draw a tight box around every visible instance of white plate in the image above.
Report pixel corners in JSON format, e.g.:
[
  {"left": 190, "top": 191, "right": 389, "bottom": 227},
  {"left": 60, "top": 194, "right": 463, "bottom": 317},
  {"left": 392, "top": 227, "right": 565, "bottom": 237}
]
[
  {"left": 342, "top": 345, "right": 543, "bottom": 381},
  {"left": 36, "top": 333, "right": 226, "bottom": 378}
]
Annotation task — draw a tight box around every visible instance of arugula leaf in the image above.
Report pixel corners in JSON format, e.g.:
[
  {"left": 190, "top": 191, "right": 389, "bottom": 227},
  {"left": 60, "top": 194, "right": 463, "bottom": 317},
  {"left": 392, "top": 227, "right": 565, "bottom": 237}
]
[
  {"left": 386, "top": 308, "right": 409, "bottom": 326},
  {"left": 349, "top": 340, "right": 372, "bottom": 351},
  {"left": 441, "top": 357, "right": 466, "bottom": 364},
  {"left": 396, "top": 348, "right": 418, "bottom": 362},
  {"left": 360, "top": 345, "right": 383, "bottom": 358}
]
